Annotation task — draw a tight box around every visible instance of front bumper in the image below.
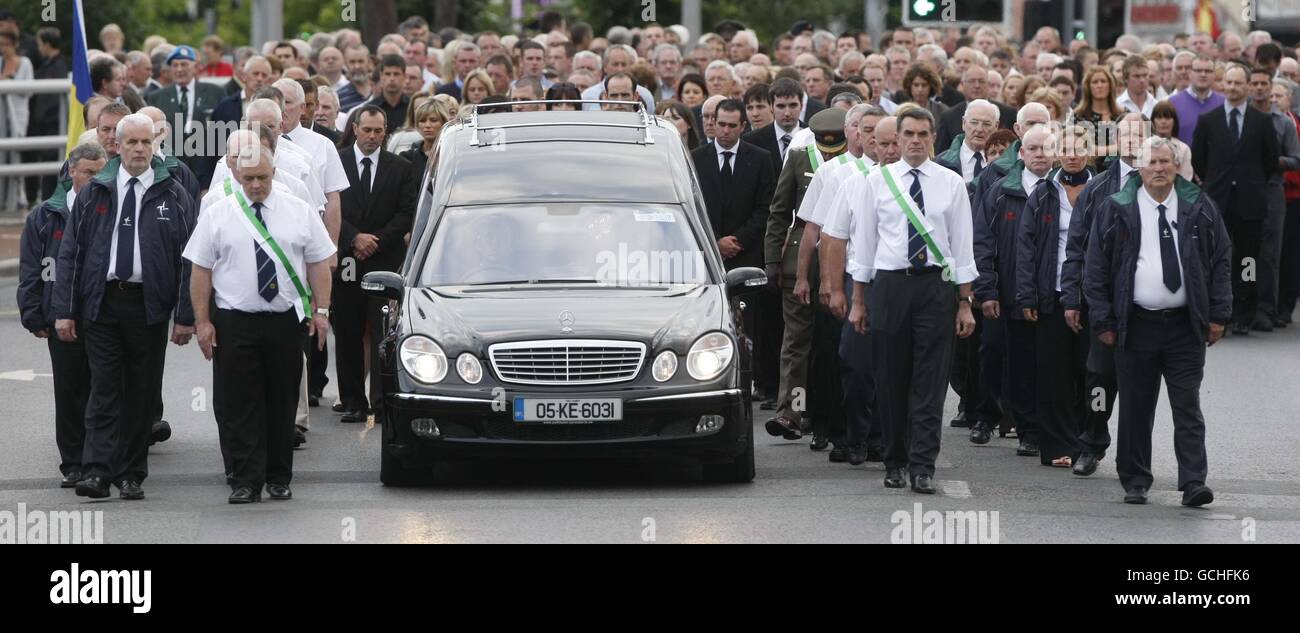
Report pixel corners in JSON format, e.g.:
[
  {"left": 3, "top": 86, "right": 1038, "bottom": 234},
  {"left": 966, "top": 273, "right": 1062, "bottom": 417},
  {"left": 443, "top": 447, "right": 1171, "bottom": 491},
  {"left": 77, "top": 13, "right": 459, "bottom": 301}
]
[{"left": 383, "top": 384, "right": 751, "bottom": 465}]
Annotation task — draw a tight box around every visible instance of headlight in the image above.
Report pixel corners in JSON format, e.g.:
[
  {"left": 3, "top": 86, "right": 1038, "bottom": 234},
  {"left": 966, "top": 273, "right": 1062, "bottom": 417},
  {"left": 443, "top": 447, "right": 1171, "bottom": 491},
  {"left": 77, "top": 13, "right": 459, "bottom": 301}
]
[
  {"left": 651, "top": 350, "right": 678, "bottom": 382},
  {"left": 686, "top": 332, "right": 733, "bottom": 381},
  {"left": 456, "top": 353, "right": 483, "bottom": 384},
  {"left": 400, "top": 336, "right": 447, "bottom": 384}
]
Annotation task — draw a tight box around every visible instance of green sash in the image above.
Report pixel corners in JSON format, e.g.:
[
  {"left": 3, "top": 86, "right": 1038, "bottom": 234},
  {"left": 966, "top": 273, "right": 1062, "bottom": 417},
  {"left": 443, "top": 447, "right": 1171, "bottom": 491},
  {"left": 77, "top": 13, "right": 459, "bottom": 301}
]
[
  {"left": 230, "top": 188, "right": 313, "bottom": 318},
  {"left": 879, "top": 166, "right": 952, "bottom": 281}
]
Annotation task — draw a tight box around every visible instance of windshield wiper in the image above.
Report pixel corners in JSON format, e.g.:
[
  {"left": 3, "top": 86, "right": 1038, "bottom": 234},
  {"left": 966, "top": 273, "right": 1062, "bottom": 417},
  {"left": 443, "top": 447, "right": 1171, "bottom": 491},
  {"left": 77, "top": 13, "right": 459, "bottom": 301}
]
[{"left": 464, "top": 278, "right": 600, "bottom": 286}]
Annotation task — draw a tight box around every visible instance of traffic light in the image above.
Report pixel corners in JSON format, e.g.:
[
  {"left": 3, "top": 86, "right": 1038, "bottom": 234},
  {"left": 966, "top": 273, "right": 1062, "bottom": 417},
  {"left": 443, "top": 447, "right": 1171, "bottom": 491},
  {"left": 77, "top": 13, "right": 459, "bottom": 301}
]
[{"left": 902, "top": 0, "right": 1006, "bottom": 27}]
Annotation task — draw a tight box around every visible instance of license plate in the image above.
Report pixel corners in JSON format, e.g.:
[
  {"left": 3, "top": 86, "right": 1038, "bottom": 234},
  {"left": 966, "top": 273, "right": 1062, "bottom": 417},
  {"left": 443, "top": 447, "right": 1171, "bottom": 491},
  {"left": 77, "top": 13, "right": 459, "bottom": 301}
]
[{"left": 513, "top": 398, "right": 623, "bottom": 423}]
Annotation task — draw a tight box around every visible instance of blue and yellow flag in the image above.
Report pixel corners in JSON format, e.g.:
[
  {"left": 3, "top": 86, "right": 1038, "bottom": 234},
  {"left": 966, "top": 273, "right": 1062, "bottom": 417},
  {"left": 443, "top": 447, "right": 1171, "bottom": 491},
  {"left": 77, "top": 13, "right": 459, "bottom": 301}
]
[{"left": 66, "top": 0, "right": 93, "bottom": 156}]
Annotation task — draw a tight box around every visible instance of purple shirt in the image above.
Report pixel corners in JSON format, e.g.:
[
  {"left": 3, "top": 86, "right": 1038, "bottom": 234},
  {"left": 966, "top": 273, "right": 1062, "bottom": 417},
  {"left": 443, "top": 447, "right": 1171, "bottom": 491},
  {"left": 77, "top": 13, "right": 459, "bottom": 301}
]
[{"left": 1169, "top": 88, "right": 1225, "bottom": 146}]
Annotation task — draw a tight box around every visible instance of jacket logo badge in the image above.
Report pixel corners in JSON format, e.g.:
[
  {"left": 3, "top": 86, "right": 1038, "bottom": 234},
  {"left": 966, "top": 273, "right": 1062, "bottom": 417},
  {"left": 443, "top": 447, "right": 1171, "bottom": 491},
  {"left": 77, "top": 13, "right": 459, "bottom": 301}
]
[
  {"left": 1004, "top": 211, "right": 1016, "bottom": 221},
  {"left": 156, "top": 202, "right": 170, "bottom": 220},
  {"left": 53, "top": 229, "right": 63, "bottom": 241},
  {"left": 95, "top": 203, "right": 107, "bottom": 215}
]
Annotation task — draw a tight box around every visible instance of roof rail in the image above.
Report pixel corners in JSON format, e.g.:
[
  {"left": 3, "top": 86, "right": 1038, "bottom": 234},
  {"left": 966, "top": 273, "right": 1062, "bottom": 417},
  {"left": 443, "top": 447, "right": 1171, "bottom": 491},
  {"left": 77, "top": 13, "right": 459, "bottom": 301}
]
[{"left": 466, "top": 100, "right": 657, "bottom": 146}]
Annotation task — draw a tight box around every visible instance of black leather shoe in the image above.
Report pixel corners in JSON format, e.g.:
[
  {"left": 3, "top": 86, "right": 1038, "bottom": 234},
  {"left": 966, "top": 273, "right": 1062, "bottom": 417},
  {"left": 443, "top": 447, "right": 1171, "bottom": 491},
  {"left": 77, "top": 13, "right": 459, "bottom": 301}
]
[
  {"left": 1231, "top": 322, "right": 1250, "bottom": 336},
  {"left": 866, "top": 443, "right": 885, "bottom": 462},
  {"left": 1251, "top": 314, "right": 1274, "bottom": 332},
  {"left": 884, "top": 468, "right": 906, "bottom": 488},
  {"left": 1016, "top": 439, "right": 1040, "bottom": 457},
  {"left": 60, "top": 471, "right": 82, "bottom": 489},
  {"left": 828, "top": 445, "right": 848, "bottom": 462},
  {"left": 1073, "top": 451, "right": 1103, "bottom": 476},
  {"left": 764, "top": 416, "right": 802, "bottom": 440},
  {"left": 340, "top": 409, "right": 367, "bottom": 424},
  {"left": 308, "top": 394, "right": 321, "bottom": 407},
  {"left": 847, "top": 444, "right": 868, "bottom": 466},
  {"left": 266, "top": 483, "right": 293, "bottom": 500},
  {"left": 810, "top": 433, "right": 829, "bottom": 451},
  {"left": 1124, "top": 486, "right": 1148, "bottom": 504},
  {"left": 799, "top": 419, "right": 813, "bottom": 434},
  {"left": 949, "top": 416, "right": 971, "bottom": 428},
  {"left": 294, "top": 427, "right": 307, "bottom": 449},
  {"left": 118, "top": 480, "right": 144, "bottom": 500},
  {"left": 331, "top": 402, "right": 346, "bottom": 413},
  {"left": 759, "top": 398, "right": 777, "bottom": 411},
  {"left": 969, "top": 422, "right": 992, "bottom": 445},
  {"left": 1274, "top": 317, "right": 1289, "bottom": 329},
  {"left": 911, "top": 473, "right": 938, "bottom": 494},
  {"left": 1181, "top": 482, "right": 1214, "bottom": 507},
  {"left": 148, "top": 420, "right": 171, "bottom": 446},
  {"left": 228, "top": 487, "right": 261, "bottom": 504},
  {"left": 75, "top": 476, "right": 110, "bottom": 499}
]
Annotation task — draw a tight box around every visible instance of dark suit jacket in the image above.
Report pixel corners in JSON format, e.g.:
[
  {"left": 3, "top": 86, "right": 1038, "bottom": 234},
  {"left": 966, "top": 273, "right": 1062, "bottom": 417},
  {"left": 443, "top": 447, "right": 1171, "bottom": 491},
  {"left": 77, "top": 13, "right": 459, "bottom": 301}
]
[
  {"left": 312, "top": 122, "right": 341, "bottom": 145},
  {"left": 691, "top": 140, "right": 776, "bottom": 270},
  {"left": 742, "top": 122, "right": 807, "bottom": 176},
  {"left": 338, "top": 146, "right": 417, "bottom": 273},
  {"left": 146, "top": 81, "right": 226, "bottom": 129},
  {"left": 122, "top": 85, "right": 146, "bottom": 112},
  {"left": 435, "top": 81, "right": 462, "bottom": 100},
  {"left": 934, "top": 99, "right": 1018, "bottom": 154},
  {"left": 1192, "top": 105, "right": 1280, "bottom": 221}
]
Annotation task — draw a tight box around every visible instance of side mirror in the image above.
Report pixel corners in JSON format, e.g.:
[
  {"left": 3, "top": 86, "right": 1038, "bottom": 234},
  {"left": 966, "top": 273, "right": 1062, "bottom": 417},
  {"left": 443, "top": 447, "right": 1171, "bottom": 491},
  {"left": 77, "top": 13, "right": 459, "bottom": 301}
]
[
  {"left": 725, "top": 267, "right": 767, "bottom": 297},
  {"left": 361, "top": 271, "right": 404, "bottom": 301}
]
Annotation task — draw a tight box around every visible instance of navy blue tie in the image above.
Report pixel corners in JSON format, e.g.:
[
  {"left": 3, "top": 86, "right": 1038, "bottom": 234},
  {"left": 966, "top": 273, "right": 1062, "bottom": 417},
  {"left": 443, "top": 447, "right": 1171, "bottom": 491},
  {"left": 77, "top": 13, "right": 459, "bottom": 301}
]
[
  {"left": 1157, "top": 203, "right": 1181, "bottom": 293},
  {"left": 253, "top": 202, "right": 278, "bottom": 302},
  {"left": 1229, "top": 108, "right": 1240, "bottom": 142},
  {"left": 907, "top": 169, "right": 928, "bottom": 268},
  {"left": 114, "top": 177, "right": 139, "bottom": 281}
]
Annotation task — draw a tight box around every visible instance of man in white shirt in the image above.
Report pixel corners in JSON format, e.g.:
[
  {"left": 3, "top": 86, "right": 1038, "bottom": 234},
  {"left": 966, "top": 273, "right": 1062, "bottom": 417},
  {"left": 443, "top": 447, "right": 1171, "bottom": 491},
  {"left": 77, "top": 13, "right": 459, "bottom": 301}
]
[
  {"left": 274, "top": 78, "right": 346, "bottom": 248},
  {"left": 845, "top": 108, "right": 977, "bottom": 494},
  {"left": 211, "top": 123, "right": 321, "bottom": 213},
  {"left": 185, "top": 145, "right": 335, "bottom": 505},
  {"left": 1117, "top": 55, "right": 1156, "bottom": 118},
  {"left": 1084, "top": 137, "right": 1231, "bottom": 507}
]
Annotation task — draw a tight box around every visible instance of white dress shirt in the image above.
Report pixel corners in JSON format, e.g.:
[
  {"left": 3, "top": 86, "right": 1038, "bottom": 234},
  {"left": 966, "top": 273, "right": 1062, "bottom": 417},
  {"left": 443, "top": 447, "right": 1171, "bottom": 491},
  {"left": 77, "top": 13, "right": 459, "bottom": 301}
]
[
  {"left": 285, "top": 123, "right": 351, "bottom": 196},
  {"left": 175, "top": 79, "right": 197, "bottom": 131},
  {"left": 107, "top": 165, "right": 154, "bottom": 283},
  {"left": 806, "top": 155, "right": 876, "bottom": 277},
  {"left": 183, "top": 189, "right": 336, "bottom": 321},
  {"left": 1047, "top": 169, "right": 1088, "bottom": 291},
  {"left": 201, "top": 174, "right": 314, "bottom": 218},
  {"left": 958, "top": 142, "right": 986, "bottom": 184},
  {"left": 580, "top": 83, "right": 656, "bottom": 111},
  {"left": 1118, "top": 90, "right": 1156, "bottom": 118},
  {"left": 848, "top": 159, "right": 977, "bottom": 284},
  {"left": 1132, "top": 185, "right": 1187, "bottom": 310},
  {"left": 714, "top": 140, "right": 740, "bottom": 172},
  {"left": 210, "top": 147, "right": 323, "bottom": 211},
  {"left": 1117, "top": 159, "right": 1138, "bottom": 189},
  {"left": 799, "top": 154, "right": 873, "bottom": 227},
  {"left": 354, "top": 143, "right": 382, "bottom": 190}
]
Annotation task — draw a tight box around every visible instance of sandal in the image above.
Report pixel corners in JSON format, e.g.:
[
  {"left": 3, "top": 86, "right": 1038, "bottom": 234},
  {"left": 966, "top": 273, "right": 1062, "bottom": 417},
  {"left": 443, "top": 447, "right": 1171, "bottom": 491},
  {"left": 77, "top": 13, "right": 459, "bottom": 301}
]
[{"left": 1050, "top": 456, "right": 1073, "bottom": 468}]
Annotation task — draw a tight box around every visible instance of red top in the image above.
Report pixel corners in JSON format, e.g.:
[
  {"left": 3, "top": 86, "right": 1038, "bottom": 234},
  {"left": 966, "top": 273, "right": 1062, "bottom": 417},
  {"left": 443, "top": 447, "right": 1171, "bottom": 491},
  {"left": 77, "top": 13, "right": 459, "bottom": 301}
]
[
  {"left": 1287, "top": 111, "right": 1300, "bottom": 202},
  {"left": 200, "top": 61, "right": 234, "bottom": 78}
]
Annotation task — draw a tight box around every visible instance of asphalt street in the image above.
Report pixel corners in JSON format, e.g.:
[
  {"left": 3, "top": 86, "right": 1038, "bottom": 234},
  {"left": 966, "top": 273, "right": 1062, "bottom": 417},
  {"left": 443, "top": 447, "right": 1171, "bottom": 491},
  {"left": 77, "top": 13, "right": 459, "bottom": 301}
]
[{"left": 1, "top": 277, "right": 1297, "bottom": 543}]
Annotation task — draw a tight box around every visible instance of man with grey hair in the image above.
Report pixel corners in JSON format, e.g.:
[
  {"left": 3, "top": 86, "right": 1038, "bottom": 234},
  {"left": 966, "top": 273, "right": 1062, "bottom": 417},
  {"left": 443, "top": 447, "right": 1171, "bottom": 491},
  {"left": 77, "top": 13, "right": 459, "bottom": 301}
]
[
  {"left": 606, "top": 26, "right": 632, "bottom": 46},
  {"left": 126, "top": 51, "right": 154, "bottom": 95},
  {"left": 837, "top": 51, "right": 867, "bottom": 80},
  {"left": 19, "top": 141, "right": 108, "bottom": 488},
  {"left": 698, "top": 94, "right": 725, "bottom": 144},
  {"left": 274, "top": 78, "right": 345, "bottom": 245},
  {"left": 728, "top": 30, "right": 758, "bottom": 64},
  {"left": 581, "top": 44, "right": 655, "bottom": 111},
  {"left": 651, "top": 43, "right": 682, "bottom": 101},
  {"left": 53, "top": 112, "right": 197, "bottom": 501},
  {"left": 705, "top": 59, "right": 738, "bottom": 97},
  {"left": 1086, "top": 135, "right": 1231, "bottom": 506}
]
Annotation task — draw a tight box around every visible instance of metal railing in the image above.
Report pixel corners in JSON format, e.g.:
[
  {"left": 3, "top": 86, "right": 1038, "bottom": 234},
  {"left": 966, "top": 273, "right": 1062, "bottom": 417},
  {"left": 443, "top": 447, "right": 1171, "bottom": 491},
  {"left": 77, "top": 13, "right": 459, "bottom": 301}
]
[
  {"left": 466, "top": 100, "right": 659, "bottom": 145},
  {"left": 0, "top": 78, "right": 71, "bottom": 181}
]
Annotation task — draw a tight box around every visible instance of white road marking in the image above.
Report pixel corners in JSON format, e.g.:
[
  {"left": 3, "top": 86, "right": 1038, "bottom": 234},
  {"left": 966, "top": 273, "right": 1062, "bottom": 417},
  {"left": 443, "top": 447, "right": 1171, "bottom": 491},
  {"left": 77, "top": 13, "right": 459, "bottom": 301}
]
[{"left": 941, "top": 479, "right": 972, "bottom": 498}]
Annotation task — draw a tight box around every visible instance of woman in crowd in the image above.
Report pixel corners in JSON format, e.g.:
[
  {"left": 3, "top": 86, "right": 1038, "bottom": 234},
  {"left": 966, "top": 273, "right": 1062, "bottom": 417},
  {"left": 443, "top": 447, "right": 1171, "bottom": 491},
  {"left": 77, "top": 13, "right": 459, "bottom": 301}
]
[
  {"left": 676, "top": 73, "right": 707, "bottom": 109},
  {"left": 0, "top": 30, "right": 33, "bottom": 210},
  {"left": 545, "top": 82, "right": 582, "bottom": 110},
  {"left": 656, "top": 100, "right": 701, "bottom": 150},
  {"left": 387, "top": 89, "right": 433, "bottom": 152},
  {"left": 900, "top": 64, "right": 948, "bottom": 120},
  {"left": 399, "top": 97, "right": 457, "bottom": 178},
  {"left": 461, "top": 68, "right": 494, "bottom": 106},
  {"left": 1001, "top": 71, "right": 1026, "bottom": 108},
  {"left": 1150, "top": 101, "right": 1195, "bottom": 181}
]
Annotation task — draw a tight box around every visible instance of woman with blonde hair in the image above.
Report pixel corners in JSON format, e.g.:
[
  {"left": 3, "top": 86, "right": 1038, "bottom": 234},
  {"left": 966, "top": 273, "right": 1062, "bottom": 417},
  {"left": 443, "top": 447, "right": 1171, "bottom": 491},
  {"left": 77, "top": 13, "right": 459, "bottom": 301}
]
[
  {"left": 387, "top": 89, "right": 434, "bottom": 152},
  {"left": 461, "top": 68, "right": 494, "bottom": 106},
  {"left": 399, "top": 97, "right": 457, "bottom": 177},
  {"left": 1028, "top": 87, "right": 1066, "bottom": 123},
  {"left": 1001, "top": 72, "right": 1026, "bottom": 108}
]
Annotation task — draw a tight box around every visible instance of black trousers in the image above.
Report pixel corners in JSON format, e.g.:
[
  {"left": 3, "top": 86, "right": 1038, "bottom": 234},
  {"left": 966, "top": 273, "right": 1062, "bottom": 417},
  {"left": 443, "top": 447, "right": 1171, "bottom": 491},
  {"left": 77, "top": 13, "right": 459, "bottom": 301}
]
[
  {"left": 949, "top": 310, "right": 981, "bottom": 423},
  {"left": 976, "top": 309, "right": 1007, "bottom": 429},
  {"left": 48, "top": 336, "right": 90, "bottom": 475},
  {"left": 150, "top": 327, "right": 167, "bottom": 424},
  {"left": 1115, "top": 308, "right": 1209, "bottom": 492},
  {"left": 308, "top": 336, "right": 329, "bottom": 397},
  {"left": 808, "top": 305, "right": 845, "bottom": 443},
  {"left": 1258, "top": 184, "right": 1287, "bottom": 318},
  {"left": 1034, "top": 305, "right": 1087, "bottom": 463},
  {"left": 1079, "top": 309, "right": 1117, "bottom": 455},
  {"left": 83, "top": 285, "right": 168, "bottom": 483},
  {"left": 332, "top": 276, "right": 384, "bottom": 412},
  {"left": 23, "top": 148, "right": 59, "bottom": 203},
  {"left": 868, "top": 270, "right": 956, "bottom": 477},
  {"left": 839, "top": 274, "right": 879, "bottom": 448},
  {"left": 1278, "top": 197, "right": 1300, "bottom": 319},
  {"left": 1226, "top": 213, "right": 1263, "bottom": 325},
  {"left": 753, "top": 285, "right": 783, "bottom": 396},
  {"left": 213, "top": 308, "right": 304, "bottom": 490},
  {"left": 1005, "top": 318, "right": 1039, "bottom": 441}
]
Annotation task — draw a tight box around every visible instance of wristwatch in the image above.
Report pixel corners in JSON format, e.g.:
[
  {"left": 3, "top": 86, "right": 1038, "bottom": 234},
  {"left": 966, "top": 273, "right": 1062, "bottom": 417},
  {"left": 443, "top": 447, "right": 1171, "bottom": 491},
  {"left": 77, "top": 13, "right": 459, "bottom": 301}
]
[
  {"left": 315, "top": 307, "right": 331, "bottom": 317},
  {"left": 958, "top": 295, "right": 974, "bottom": 307}
]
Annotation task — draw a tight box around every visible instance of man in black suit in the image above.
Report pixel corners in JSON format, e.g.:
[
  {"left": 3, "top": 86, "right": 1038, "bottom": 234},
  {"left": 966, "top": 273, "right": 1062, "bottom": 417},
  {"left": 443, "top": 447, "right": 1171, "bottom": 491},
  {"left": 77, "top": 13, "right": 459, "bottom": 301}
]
[
  {"left": 1192, "top": 64, "right": 1280, "bottom": 334},
  {"left": 25, "top": 26, "right": 67, "bottom": 201},
  {"left": 334, "top": 106, "right": 417, "bottom": 424},
  {"left": 742, "top": 78, "right": 808, "bottom": 176},
  {"left": 934, "top": 66, "right": 1018, "bottom": 153},
  {"left": 146, "top": 46, "right": 226, "bottom": 187},
  {"left": 692, "top": 99, "right": 778, "bottom": 405}
]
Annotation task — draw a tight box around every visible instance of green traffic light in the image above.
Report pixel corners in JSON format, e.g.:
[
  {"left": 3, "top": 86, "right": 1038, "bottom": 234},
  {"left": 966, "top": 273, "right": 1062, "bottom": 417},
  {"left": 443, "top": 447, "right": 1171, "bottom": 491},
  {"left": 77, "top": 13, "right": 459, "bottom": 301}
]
[{"left": 913, "top": 0, "right": 936, "bottom": 18}]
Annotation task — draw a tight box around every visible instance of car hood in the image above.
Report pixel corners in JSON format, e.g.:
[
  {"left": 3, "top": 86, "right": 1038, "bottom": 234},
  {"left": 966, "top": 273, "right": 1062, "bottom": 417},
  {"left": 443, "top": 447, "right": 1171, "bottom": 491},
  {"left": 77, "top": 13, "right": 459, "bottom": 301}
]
[{"left": 402, "top": 284, "right": 728, "bottom": 354}]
